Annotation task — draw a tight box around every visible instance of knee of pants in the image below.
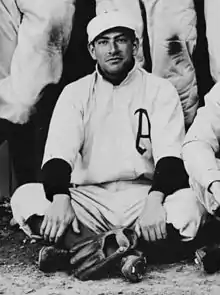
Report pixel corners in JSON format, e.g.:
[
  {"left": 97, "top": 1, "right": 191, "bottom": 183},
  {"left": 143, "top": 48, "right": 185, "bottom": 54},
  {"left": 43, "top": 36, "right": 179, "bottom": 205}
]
[
  {"left": 164, "top": 188, "right": 207, "bottom": 240},
  {"left": 43, "top": 0, "right": 76, "bottom": 22},
  {"left": 11, "top": 183, "right": 49, "bottom": 225}
]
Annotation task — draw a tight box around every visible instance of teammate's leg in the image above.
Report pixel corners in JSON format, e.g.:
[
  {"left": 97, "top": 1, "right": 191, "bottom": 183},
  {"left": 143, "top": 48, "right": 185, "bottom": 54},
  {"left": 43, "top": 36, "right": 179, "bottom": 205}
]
[
  {"left": 142, "top": 0, "right": 198, "bottom": 128},
  {"left": 0, "top": 0, "right": 20, "bottom": 79},
  {"left": 164, "top": 187, "right": 207, "bottom": 240},
  {"left": 204, "top": 0, "right": 220, "bottom": 83}
]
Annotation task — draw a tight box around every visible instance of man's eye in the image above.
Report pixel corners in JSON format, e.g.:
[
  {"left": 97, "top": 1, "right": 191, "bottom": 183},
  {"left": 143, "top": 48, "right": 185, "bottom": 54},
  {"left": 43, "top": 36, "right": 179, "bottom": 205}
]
[
  {"left": 117, "top": 38, "right": 127, "bottom": 44},
  {"left": 98, "top": 40, "right": 108, "bottom": 45}
]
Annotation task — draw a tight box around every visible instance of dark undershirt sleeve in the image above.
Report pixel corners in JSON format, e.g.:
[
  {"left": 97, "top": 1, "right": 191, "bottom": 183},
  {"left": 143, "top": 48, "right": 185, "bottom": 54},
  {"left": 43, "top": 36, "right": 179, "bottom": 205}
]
[
  {"left": 41, "top": 158, "right": 72, "bottom": 202},
  {"left": 149, "top": 156, "right": 189, "bottom": 198}
]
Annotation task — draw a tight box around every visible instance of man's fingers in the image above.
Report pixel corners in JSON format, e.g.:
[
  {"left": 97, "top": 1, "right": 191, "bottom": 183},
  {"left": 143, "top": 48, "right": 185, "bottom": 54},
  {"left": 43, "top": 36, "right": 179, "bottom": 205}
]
[
  {"left": 43, "top": 220, "right": 53, "bottom": 241},
  {"left": 140, "top": 226, "right": 149, "bottom": 241},
  {"left": 142, "top": 225, "right": 159, "bottom": 242},
  {"left": 49, "top": 221, "right": 59, "bottom": 243},
  {"left": 148, "top": 227, "right": 157, "bottom": 242},
  {"left": 40, "top": 215, "right": 48, "bottom": 236},
  {"left": 55, "top": 222, "right": 67, "bottom": 243},
  {"left": 72, "top": 217, "right": 80, "bottom": 234},
  {"left": 135, "top": 222, "right": 141, "bottom": 237},
  {"left": 160, "top": 222, "right": 167, "bottom": 239},
  {"left": 154, "top": 225, "right": 163, "bottom": 241}
]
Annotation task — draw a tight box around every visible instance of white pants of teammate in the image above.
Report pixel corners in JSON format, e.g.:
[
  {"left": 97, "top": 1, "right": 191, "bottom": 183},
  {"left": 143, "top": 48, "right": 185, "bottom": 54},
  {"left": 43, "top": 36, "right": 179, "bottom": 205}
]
[
  {"left": 204, "top": 0, "right": 220, "bottom": 83},
  {"left": 11, "top": 182, "right": 206, "bottom": 240},
  {"left": 189, "top": 159, "right": 220, "bottom": 217},
  {"left": 142, "top": 0, "right": 198, "bottom": 128}
]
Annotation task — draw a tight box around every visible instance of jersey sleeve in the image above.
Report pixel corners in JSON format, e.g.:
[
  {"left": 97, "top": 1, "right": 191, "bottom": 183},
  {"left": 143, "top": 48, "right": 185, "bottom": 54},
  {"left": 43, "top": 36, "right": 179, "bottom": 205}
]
[
  {"left": 42, "top": 82, "right": 84, "bottom": 171},
  {"left": 150, "top": 78, "right": 185, "bottom": 163},
  {"left": 183, "top": 82, "right": 220, "bottom": 190},
  {"left": 148, "top": 77, "right": 187, "bottom": 197},
  {"left": 41, "top": 82, "right": 85, "bottom": 201}
]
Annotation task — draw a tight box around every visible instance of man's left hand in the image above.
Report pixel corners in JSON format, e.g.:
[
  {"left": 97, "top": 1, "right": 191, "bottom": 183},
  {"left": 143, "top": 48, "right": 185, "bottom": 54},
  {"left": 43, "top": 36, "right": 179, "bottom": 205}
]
[{"left": 137, "top": 191, "right": 167, "bottom": 242}]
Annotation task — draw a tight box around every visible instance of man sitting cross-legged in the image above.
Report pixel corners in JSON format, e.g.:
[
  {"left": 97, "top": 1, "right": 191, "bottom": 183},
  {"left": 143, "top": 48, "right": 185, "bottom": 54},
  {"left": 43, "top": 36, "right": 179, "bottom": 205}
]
[
  {"left": 11, "top": 10, "right": 206, "bottom": 282},
  {"left": 182, "top": 81, "right": 220, "bottom": 274}
]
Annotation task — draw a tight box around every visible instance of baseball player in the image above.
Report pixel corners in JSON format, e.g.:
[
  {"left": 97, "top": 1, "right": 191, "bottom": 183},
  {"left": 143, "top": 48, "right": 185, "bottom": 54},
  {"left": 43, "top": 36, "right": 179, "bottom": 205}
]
[
  {"left": 96, "top": 0, "right": 199, "bottom": 129},
  {"left": 11, "top": 10, "right": 206, "bottom": 281},
  {"left": 183, "top": 81, "right": 220, "bottom": 274}
]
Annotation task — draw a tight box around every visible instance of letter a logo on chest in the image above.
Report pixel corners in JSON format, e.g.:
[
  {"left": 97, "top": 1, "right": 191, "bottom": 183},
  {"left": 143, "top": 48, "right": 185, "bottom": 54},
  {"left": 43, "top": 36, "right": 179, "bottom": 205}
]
[{"left": 134, "top": 108, "right": 151, "bottom": 155}]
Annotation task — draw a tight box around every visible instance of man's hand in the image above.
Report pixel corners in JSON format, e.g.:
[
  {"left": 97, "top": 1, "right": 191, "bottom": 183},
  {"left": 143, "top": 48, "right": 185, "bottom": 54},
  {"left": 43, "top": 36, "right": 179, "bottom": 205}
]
[
  {"left": 208, "top": 181, "right": 220, "bottom": 217},
  {"left": 40, "top": 194, "right": 79, "bottom": 243},
  {"left": 209, "top": 181, "right": 220, "bottom": 205},
  {"left": 137, "top": 191, "right": 167, "bottom": 242}
]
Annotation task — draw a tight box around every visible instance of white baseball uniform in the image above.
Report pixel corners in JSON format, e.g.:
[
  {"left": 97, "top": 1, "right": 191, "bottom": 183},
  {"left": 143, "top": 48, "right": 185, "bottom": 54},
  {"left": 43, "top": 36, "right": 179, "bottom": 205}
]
[
  {"left": 0, "top": 0, "right": 76, "bottom": 123},
  {"left": 183, "top": 81, "right": 220, "bottom": 214},
  {"left": 11, "top": 64, "right": 206, "bottom": 239},
  {"left": 204, "top": 0, "right": 220, "bottom": 83}
]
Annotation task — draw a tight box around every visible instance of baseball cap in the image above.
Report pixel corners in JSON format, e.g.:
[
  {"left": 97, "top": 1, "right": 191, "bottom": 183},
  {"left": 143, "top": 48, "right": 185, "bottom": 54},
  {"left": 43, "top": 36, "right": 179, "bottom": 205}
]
[{"left": 87, "top": 10, "right": 139, "bottom": 44}]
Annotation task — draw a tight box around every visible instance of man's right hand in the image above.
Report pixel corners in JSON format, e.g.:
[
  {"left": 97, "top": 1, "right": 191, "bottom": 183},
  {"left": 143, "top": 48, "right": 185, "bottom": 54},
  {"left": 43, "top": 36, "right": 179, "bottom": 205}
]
[{"left": 40, "top": 194, "right": 79, "bottom": 243}]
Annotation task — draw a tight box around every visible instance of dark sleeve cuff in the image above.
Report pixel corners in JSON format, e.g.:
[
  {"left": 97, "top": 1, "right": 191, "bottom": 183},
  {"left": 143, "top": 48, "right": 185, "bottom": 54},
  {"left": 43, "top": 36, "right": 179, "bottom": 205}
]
[
  {"left": 41, "top": 158, "right": 72, "bottom": 202},
  {"left": 149, "top": 157, "right": 189, "bottom": 197}
]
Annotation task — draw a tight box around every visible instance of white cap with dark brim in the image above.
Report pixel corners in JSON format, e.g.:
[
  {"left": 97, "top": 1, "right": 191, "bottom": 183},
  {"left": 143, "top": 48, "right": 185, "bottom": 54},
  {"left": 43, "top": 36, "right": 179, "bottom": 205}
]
[{"left": 87, "top": 10, "right": 139, "bottom": 44}]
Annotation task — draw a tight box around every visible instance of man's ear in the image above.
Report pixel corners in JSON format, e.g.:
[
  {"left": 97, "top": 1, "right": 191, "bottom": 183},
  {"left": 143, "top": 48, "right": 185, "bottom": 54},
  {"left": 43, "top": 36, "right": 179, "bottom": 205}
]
[
  {"left": 132, "top": 38, "right": 139, "bottom": 57},
  {"left": 88, "top": 43, "right": 97, "bottom": 61}
]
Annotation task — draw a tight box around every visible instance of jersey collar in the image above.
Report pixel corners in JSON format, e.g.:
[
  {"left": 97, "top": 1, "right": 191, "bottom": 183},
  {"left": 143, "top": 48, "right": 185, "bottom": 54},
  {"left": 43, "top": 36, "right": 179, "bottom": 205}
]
[{"left": 95, "top": 62, "right": 139, "bottom": 87}]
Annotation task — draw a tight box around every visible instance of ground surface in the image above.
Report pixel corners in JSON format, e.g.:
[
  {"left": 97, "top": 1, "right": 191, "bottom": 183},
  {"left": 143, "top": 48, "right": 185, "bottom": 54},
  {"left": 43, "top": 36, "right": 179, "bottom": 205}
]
[{"left": 1, "top": 199, "right": 220, "bottom": 295}]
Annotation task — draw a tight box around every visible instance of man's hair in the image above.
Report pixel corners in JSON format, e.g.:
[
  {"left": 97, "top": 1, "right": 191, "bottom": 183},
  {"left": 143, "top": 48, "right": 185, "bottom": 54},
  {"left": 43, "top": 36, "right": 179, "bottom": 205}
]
[{"left": 92, "top": 27, "right": 136, "bottom": 45}]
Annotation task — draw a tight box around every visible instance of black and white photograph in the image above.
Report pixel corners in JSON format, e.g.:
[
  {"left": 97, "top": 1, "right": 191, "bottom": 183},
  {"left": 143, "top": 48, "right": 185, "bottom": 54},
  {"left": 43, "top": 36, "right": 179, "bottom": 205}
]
[{"left": 1, "top": 0, "right": 220, "bottom": 294}]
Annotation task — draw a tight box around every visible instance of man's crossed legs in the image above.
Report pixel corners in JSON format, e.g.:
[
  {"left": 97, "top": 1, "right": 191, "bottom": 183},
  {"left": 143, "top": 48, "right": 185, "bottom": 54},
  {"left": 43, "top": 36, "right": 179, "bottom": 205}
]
[{"left": 11, "top": 182, "right": 206, "bottom": 281}]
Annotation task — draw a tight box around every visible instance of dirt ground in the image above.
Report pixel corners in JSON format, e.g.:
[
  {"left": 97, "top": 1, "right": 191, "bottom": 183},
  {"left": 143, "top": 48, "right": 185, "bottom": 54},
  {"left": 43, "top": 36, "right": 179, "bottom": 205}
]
[{"left": 1, "top": 198, "right": 220, "bottom": 295}]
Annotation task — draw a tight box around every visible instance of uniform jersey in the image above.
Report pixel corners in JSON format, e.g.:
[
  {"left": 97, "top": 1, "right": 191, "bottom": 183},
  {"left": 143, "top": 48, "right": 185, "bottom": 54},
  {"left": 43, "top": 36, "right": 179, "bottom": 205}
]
[
  {"left": 183, "top": 81, "right": 220, "bottom": 191},
  {"left": 43, "top": 64, "right": 185, "bottom": 186}
]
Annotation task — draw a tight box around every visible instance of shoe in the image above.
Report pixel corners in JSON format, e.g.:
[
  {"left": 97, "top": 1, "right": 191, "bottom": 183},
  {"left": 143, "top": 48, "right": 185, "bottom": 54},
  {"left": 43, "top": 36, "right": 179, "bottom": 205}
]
[
  {"left": 120, "top": 250, "right": 147, "bottom": 283},
  {"left": 38, "top": 246, "right": 70, "bottom": 273},
  {"left": 195, "top": 244, "right": 220, "bottom": 274}
]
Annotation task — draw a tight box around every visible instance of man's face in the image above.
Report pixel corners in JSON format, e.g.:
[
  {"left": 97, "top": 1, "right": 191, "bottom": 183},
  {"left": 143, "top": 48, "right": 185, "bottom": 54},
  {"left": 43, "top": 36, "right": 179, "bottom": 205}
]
[{"left": 88, "top": 28, "right": 138, "bottom": 79}]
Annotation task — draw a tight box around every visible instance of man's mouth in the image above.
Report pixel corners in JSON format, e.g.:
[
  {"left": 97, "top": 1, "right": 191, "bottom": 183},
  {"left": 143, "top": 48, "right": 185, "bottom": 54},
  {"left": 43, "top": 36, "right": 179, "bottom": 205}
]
[{"left": 107, "top": 57, "right": 122, "bottom": 62}]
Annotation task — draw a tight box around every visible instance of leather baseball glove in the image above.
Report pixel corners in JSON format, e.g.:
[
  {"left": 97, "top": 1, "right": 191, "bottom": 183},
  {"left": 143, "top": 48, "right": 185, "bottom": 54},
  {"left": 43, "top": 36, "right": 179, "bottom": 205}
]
[{"left": 69, "top": 227, "right": 138, "bottom": 280}]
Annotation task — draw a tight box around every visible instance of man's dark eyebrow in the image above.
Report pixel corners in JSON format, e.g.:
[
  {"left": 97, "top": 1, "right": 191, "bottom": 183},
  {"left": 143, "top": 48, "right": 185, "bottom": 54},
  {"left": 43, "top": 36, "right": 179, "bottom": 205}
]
[
  {"left": 97, "top": 36, "right": 110, "bottom": 40},
  {"left": 98, "top": 33, "right": 127, "bottom": 40},
  {"left": 115, "top": 33, "right": 127, "bottom": 39}
]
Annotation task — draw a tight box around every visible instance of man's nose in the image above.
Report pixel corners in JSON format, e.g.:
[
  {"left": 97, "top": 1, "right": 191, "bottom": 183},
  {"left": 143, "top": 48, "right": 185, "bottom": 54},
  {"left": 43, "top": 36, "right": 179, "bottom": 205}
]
[{"left": 108, "top": 41, "right": 118, "bottom": 53}]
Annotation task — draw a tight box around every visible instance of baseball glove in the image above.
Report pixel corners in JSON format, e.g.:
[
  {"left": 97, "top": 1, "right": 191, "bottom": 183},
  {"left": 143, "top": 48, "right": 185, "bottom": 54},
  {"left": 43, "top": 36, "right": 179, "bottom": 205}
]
[{"left": 69, "top": 227, "right": 138, "bottom": 280}]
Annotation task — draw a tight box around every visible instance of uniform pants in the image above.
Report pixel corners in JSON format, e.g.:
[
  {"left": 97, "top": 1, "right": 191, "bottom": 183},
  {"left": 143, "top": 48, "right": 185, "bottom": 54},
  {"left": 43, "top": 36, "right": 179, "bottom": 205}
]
[
  {"left": 142, "top": 0, "right": 198, "bottom": 128},
  {"left": 204, "top": 0, "right": 220, "bottom": 83},
  {"left": 11, "top": 182, "right": 206, "bottom": 241},
  {"left": 189, "top": 159, "right": 220, "bottom": 216}
]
